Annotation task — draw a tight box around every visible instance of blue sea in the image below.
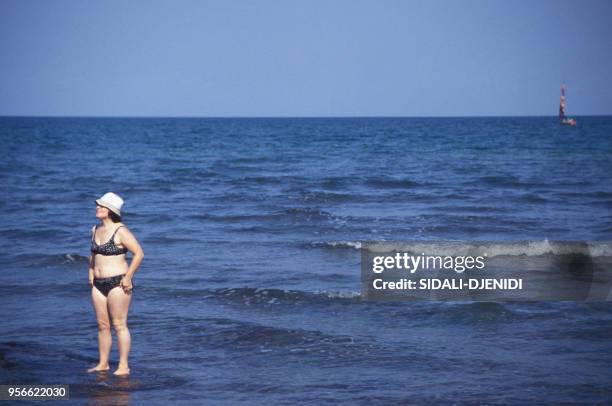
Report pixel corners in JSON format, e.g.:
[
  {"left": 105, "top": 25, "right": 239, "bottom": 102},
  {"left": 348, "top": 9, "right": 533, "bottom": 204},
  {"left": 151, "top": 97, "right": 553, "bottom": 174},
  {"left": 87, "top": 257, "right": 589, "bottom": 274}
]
[{"left": 1, "top": 116, "right": 611, "bottom": 404}]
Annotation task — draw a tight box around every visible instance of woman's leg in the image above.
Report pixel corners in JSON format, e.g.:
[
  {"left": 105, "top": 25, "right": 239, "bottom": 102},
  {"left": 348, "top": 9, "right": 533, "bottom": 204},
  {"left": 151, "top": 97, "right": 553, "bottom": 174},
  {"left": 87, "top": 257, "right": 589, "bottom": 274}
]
[
  {"left": 108, "top": 286, "right": 132, "bottom": 375},
  {"left": 88, "top": 286, "right": 111, "bottom": 372}
]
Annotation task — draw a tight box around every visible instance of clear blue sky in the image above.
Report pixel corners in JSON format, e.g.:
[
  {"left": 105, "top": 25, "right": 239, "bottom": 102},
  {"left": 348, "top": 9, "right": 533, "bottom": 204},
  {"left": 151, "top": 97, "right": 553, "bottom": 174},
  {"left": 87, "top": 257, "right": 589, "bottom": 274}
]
[{"left": 1, "top": 0, "right": 610, "bottom": 117}]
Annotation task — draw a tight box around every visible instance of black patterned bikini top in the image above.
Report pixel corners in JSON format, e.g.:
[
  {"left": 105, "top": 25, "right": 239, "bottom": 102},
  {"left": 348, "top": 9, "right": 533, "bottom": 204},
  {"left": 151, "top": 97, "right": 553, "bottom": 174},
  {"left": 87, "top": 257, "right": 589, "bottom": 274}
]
[{"left": 91, "top": 225, "right": 128, "bottom": 256}]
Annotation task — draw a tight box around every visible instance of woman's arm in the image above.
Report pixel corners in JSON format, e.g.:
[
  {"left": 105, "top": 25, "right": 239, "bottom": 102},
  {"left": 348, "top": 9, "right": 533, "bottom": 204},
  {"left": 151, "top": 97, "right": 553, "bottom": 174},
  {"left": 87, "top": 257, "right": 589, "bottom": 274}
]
[
  {"left": 117, "top": 227, "right": 145, "bottom": 291},
  {"left": 88, "top": 254, "right": 94, "bottom": 286},
  {"left": 88, "top": 226, "right": 95, "bottom": 286}
]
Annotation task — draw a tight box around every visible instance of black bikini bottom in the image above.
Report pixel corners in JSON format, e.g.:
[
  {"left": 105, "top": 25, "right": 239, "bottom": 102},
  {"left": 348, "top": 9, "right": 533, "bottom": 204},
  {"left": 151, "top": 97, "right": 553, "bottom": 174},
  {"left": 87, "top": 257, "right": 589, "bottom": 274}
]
[{"left": 94, "top": 274, "right": 130, "bottom": 296}]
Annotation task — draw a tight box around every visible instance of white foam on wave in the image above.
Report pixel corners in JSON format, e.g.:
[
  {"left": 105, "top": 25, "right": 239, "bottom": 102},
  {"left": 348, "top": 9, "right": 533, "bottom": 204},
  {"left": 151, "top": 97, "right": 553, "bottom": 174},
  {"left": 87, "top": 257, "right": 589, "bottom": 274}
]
[
  {"left": 360, "top": 240, "right": 612, "bottom": 257},
  {"left": 312, "top": 241, "right": 362, "bottom": 250},
  {"left": 315, "top": 290, "right": 362, "bottom": 299}
]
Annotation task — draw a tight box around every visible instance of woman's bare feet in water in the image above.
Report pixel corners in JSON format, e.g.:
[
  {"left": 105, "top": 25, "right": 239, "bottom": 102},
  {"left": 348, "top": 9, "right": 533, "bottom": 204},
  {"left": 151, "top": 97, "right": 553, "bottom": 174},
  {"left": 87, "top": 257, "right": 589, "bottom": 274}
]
[
  {"left": 113, "top": 365, "right": 130, "bottom": 376},
  {"left": 87, "top": 364, "right": 110, "bottom": 373}
]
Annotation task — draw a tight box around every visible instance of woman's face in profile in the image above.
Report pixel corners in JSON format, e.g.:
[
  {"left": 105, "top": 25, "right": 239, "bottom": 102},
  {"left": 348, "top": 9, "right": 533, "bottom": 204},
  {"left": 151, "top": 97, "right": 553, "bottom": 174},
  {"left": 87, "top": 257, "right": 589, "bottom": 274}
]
[{"left": 95, "top": 204, "right": 109, "bottom": 219}]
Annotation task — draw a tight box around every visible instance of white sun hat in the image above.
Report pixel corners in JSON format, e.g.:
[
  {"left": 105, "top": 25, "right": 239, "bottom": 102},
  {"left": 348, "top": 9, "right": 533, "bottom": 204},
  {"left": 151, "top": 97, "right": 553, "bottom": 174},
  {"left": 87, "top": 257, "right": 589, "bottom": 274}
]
[{"left": 95, "top": 192, "right": 124, "bottom": 217}]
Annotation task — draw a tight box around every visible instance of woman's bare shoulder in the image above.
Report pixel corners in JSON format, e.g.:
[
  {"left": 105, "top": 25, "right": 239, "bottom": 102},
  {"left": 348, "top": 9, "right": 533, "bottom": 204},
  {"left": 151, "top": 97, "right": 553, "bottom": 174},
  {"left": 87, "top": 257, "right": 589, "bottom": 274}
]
[
  {"left": 116, "top": 223, "right": 133, "bottom": 235},
  {"left": 115, "top": 224, "right": 138, "bottom": 245}
]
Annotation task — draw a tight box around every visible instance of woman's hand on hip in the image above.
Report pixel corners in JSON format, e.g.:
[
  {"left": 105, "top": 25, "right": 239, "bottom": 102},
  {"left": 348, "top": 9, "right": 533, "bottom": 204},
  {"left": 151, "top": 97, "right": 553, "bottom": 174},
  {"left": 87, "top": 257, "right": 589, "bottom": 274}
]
[
  {"left": 121, "top": 275, "right": 133, "bottom": 294},
  {"left": 88, "top": 270, "right": 94, "bottom": 287}
]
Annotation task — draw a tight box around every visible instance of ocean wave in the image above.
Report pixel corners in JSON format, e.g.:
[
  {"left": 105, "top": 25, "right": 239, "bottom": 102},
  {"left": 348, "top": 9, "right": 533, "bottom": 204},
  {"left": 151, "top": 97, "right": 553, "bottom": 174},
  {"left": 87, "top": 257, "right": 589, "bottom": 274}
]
[
  {"left": 231, "top": 175, "right": 285, "bottom": 185},
  {"left": 197, "top": 207, "right": 339, "bottom": 224},
  {"left": 142, "top": 235, "right": 194, "bottom": 244},
  {"left": 170, "top": 315, "right": 430, "bottom": 367},
  {"left": 9, "top": 252, "right": 89, "bottom": 267},
  {"left": 362, "top": 240, "right": 612, "bottom": 257},
  {"left": 385, "top": 301, "right": 518, "bottom": 325},
  {"left": 131, "top": 285, "right": 364, "bottom": 307},
  {"left": 364, "top": 177, "right": 424, "bottom": 189},
  {"left": 310, "top": 241, "right": 362, "bottom": 250},
  {"left": 428, "top": 205, "right": 513, "bottom": 213},
  {"left": 139, "top": 213, "right": 174, "bottom": 224},
  {"left": 477, "top": 175, "right": 532, "bottom": 187},
  {"left": 293, "top": 191, "right": 356, "bottom": 203},
  {"left": 309, "top": 240, "right": 612, "bottom": 257},
  {"left": 203, "top": 287, "right": 362, "bottom": 306},
  {"left": 2, "top": 228, "right": 70, "bottom": 239},
  {"left": 476, "top": 175, "right": 593, "bottom": 188},
  {"left": 589, "top": 200, "right": 612, "bottom": 209},
  {"left": 515, "top": 193, "right": 549, "bottom": 204},
  {"left": 320, "top": 176, "right": 354, "bottom": 189},
  {"left": 208, "top": 319, "right": 358, "bottom": 351}
]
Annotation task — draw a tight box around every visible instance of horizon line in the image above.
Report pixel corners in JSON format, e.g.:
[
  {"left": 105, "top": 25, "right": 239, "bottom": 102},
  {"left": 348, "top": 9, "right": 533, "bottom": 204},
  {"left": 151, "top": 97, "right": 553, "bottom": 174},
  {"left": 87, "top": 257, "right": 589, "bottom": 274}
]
[{"left": 0, "top": 114, "right": 610, "bottom": 119}]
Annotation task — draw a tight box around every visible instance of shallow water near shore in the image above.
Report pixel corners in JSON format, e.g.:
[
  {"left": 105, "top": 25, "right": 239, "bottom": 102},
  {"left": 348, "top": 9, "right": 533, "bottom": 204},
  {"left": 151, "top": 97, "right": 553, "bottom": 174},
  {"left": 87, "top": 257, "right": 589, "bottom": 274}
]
[{"left": 1, "top": 116, "right": 612, "bottom": 404}]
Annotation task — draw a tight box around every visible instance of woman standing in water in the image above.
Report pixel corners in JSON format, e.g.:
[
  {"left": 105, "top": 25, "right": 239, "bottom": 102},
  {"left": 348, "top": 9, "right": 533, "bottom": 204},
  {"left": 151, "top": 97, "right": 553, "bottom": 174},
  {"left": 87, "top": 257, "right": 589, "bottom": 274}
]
[{"left": 87, "top": 192, "right": 144, "bottom": 375}]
